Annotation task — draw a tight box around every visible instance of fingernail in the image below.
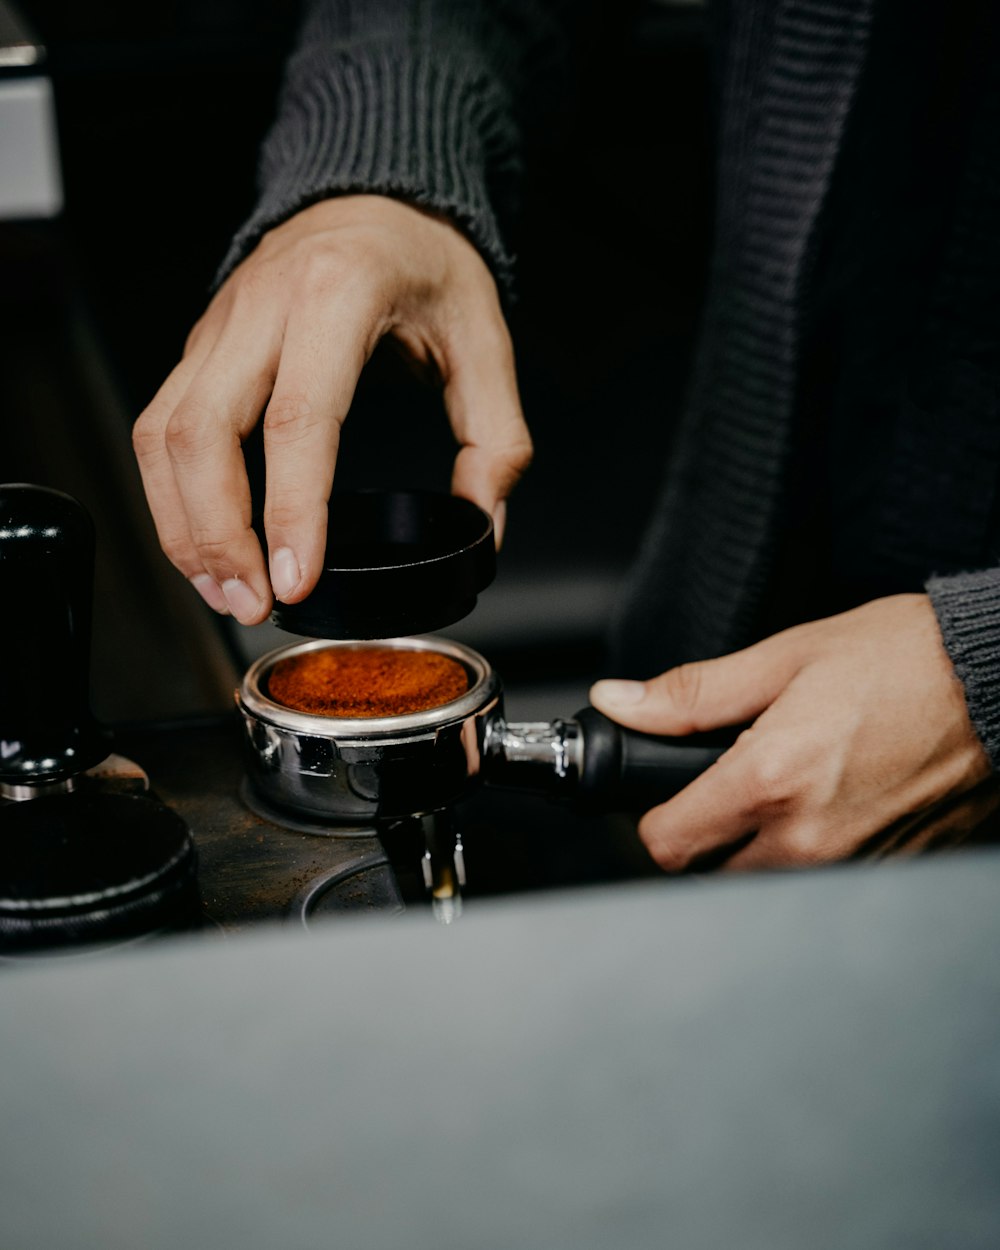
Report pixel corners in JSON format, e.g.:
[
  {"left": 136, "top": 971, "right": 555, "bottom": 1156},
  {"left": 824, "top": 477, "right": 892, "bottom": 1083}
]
[
  {"left": 190, "top": 573, "right": 230, "bottom": 615},
  {"left": 221, "top": 577, "right": 264, "bottom": 625},
  {"left": 591, "top": 679, "right": 646, "bottom": 706},
  {"left": 270, "top": 546, "right": 300, "bottom": 601},
  {"left": 492, "top": 501, "right": 507, "bottom": 548}
]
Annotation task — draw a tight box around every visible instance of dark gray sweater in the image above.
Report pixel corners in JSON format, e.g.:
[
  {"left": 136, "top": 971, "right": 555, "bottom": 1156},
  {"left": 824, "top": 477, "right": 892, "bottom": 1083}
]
[{"left": 220, "top": 0, "right": 1000, "bottom": 768}]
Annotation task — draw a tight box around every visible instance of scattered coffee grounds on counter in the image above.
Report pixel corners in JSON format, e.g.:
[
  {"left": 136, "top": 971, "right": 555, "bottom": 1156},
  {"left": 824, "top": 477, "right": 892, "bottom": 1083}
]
[{"left": 266, "top": 646, "right": 469, "bottom": 717}]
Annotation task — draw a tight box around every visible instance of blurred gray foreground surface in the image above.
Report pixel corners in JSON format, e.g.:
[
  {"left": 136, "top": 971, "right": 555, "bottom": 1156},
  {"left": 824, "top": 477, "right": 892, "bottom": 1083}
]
[{"left": 3, "top": 854, "right": 1000, "bottom": 1250}]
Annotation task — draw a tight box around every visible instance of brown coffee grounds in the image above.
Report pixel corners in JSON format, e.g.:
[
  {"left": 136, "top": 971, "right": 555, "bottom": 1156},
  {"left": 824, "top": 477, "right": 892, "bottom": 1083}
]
[{"left": 266, "top": 646, "right": 469, "bottom": 717}]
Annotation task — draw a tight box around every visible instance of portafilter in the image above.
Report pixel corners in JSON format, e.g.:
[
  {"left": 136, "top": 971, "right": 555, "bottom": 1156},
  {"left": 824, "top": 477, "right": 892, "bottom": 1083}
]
[{"left": 237, "top": 636, "right": 728, "bottom": 826}]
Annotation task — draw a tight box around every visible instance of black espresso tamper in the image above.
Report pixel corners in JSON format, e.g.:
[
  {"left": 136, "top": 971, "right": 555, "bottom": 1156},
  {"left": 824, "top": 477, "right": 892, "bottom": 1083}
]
[
  {"left": 0, "top": 483, "right": 111, "bottom": 794},
  {"left": 0, "top": 483, "right": 199, "bottom": 952},
  {"left": 260, "top": 490, "right": 496, "bottom": 639}
]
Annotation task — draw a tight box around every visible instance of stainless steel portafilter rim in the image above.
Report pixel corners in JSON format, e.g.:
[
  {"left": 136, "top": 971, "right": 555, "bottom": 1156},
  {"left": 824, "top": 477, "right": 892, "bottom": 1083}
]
[
  {"left": 237, "top": 636, "right": 503, "bottom": 826},
  {"left": 238, "top": 635, "right": 499, "bottom": 740}
]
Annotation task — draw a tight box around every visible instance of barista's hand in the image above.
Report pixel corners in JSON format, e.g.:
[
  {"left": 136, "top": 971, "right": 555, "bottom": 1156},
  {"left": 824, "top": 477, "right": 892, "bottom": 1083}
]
[
  {"left": 590, "top": 594, "right": 996, "bottom": 870},
  {"left": 133, "top": 195, "right": 530, "bottom": 623}
]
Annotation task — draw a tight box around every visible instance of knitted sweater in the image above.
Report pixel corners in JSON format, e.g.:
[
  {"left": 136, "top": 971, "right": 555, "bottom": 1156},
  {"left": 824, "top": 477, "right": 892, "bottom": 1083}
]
[{"left": 220, "top": 0, "right": 1000, "bottom": 768}]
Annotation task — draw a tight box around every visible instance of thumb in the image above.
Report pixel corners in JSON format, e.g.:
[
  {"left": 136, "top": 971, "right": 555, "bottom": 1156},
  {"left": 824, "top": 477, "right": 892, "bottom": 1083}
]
[
  {"left": 590, "top": 633, "right": 808, "bottom": 736},
  {"left": 442, "top": 307, "right": 532, "bottom": 548}
]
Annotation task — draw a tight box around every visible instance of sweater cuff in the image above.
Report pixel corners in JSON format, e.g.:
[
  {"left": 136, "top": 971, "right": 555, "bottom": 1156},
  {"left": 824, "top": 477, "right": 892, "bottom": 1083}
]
[
  {"left": 215, "top": 42, "right": 518, "bottom": 294},
  {"left": 927, "top": 568, "right": 1000, "bottom": 769}
]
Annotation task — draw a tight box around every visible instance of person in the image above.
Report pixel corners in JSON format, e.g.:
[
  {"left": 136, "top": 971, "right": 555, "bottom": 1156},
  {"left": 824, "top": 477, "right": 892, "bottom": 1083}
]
[{"left": 132, "top": 0, "right": 1000, "bottom": 870}]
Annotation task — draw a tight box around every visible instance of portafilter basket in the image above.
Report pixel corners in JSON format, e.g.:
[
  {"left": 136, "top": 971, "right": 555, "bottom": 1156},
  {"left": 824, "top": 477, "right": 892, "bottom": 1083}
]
[
  {"left": 238, "top": 636, "right": 500, "bottom": 825},
  {"left": 237, "top": 637, "right": 729, "bottom": 826}
]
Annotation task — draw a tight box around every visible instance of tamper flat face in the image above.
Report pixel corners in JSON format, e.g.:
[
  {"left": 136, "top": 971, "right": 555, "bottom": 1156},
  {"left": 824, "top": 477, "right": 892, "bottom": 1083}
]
[{"left": 264, "top": 491, "right": 496, "bottom": 639}]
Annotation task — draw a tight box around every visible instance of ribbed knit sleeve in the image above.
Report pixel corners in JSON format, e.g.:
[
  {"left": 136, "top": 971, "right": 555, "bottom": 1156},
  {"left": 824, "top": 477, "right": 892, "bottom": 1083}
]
[
  {"left": 927, "top": 570, "right": 1000, "bottom": 769},
  {"left": 216, "top": 0, "right": 578, "bottom": 293}
]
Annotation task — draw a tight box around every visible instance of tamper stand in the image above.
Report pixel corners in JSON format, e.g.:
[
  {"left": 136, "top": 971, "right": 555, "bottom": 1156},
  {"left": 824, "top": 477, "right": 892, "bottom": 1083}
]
[{"left": 0, "top": 484, "right": 199, "bottom": 952}]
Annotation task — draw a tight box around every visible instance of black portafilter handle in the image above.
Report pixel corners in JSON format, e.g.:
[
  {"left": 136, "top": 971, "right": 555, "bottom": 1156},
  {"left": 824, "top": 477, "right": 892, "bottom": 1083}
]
[
  {"left": 488, "top": 706, "right": 731, "bottom": 812},
  {"left": 0, "top": 484, "right": 111, "bottom": 787},
  {"left": 572, "top": 706, "right": 729, "bottom": 811}
]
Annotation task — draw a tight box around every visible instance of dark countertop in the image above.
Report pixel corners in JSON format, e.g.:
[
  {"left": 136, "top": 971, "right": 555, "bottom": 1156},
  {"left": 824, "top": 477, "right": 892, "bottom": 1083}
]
[{"left": 117, "top": 715, "right": 659, "bottom": 937}]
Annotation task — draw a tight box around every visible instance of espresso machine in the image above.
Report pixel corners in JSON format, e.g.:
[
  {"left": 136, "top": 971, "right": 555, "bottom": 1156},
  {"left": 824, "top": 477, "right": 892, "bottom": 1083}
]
[{"left": 0, "top": 483, "right": 724, "bottom": 949}]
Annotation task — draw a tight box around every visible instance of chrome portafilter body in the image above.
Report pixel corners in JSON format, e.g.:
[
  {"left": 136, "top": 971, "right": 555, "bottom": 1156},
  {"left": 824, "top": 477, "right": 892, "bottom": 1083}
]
[
  {"left": 237, "top": 633, "right": 729, "bottom": 924},
  {"left": 237, "top": 636, "right": 504, "bottom": 825},
  {"left": 238, "top": 636, "right": 728, "bottom": 830}
]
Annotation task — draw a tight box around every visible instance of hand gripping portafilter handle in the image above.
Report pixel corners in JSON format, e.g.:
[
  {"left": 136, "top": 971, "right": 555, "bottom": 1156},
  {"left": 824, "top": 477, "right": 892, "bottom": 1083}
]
[
  {"left": 0, "top": 484, "right": 110, "bottom": 787},
  {"left": 572, "top": 707, "right": 728, "bottom": 811}
]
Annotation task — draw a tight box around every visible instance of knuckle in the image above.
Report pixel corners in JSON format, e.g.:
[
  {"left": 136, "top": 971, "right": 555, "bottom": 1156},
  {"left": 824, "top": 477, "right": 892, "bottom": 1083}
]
[
  {"left": 230, "top": 257, "right": 272, "bottom": 302},
  {"left": 660, "top": 663, "right": 704, "bottom": 724},
  {"left": 642, "top": 833, "right": 687, "bottom": 874},
  {"left": 164, "top": 407, "right": 220, "bottom": 465},
  {"left": 190, "top": 532, "right": 242, "bottom": 569},
  {"left": 637, "top": 813, "right": 686, "bottom": 871},
  {"left": 506, "top": 433, "right": 534, "bottom": 473},
  {"left": 131, "top": 412, "right": 162, "bottom": 460},
  {"left": 297, "top": 242, "right": 374, "bottom": 302},
  {"left": 263, "top": 393, "right": 318, "bottom": 440},
  {"left": 263, "top": 499, "right": 307, "bottom": 532},
  {"left": 183, "top": 314, "right": 210, "bottom": 356},
  {"left": 160, "top": 533, "right": 197, "bottom": 571},
  {"left": 486, "top": 439, "right": 533, "bottom": 489},
  {"left": 654, "top": 846, "right": 687, "bottom": 874},
  {"left": 744, "top": 736, "right": 804, "bottom": 811},
  {"left": 781, "top": 823, "right": 828, "bottom": 867}
]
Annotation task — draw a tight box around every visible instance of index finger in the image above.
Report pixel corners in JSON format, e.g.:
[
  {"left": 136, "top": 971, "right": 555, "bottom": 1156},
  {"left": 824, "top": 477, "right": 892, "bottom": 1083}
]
[
  {"left": 636, "top": 744, "right": 762, "bottom": 872},
  {"left": 261, "top": 296, "right": 382, "bottom": 602},
  {"left": 133, "top": 348, "right": 216, "bottom": 578},
  {"left": 164, "top": 331, "right": 279, "bottom": 623}
]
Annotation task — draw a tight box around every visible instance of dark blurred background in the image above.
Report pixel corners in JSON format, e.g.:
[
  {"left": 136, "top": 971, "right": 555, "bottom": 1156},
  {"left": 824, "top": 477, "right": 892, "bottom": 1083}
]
[{"left": 1, "top": 0, "right": 712, "bottom": 724}]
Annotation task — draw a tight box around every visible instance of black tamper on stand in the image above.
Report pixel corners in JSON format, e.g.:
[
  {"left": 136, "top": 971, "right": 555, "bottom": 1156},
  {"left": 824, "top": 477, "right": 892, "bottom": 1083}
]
[{"left": 0, "top": 483, "right": 198, "bottom": 953}]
